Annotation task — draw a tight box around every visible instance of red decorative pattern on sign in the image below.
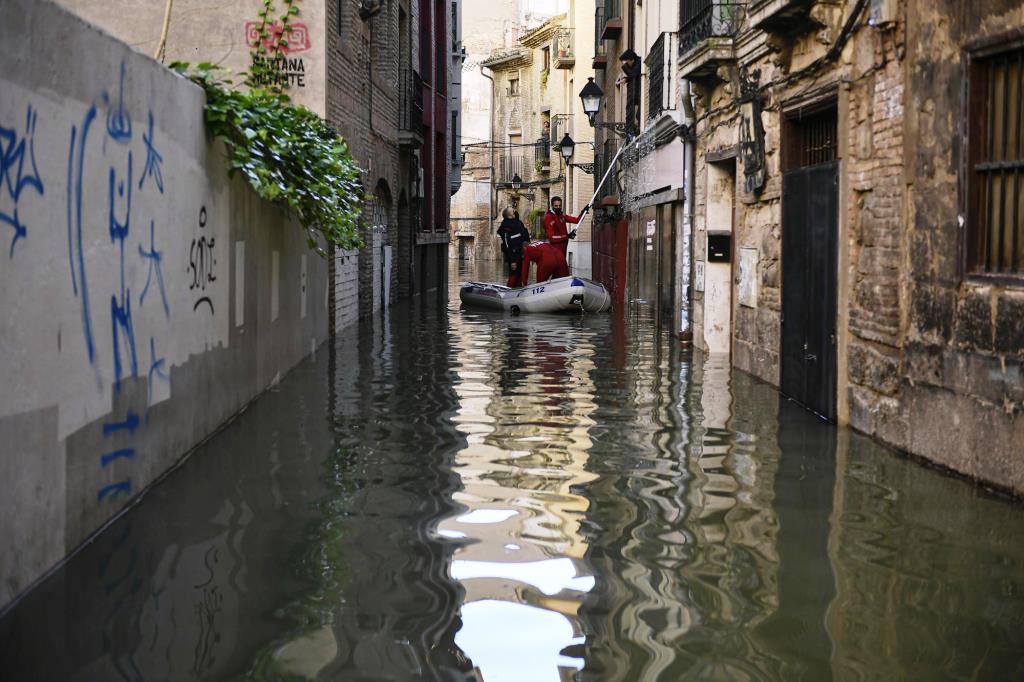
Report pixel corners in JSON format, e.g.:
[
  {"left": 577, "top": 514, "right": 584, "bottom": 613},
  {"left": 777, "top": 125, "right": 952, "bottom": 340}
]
[{"left": 245, "top": 22, "right": 311, "bottom": 54}]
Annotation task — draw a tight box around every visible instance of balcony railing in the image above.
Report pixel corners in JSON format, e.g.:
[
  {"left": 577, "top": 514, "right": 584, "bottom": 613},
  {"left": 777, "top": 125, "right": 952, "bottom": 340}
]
[
  {"left": 399, "top": 69, "right": 424, "bottom": 134},
  {"left": 554, "top": 28, "right": 575, "bottom": 69},
  {"left": 680, "top": 1, "right": 745, "bottom": 55},
  {"left": 534, "top": 137, "right": 551, "bottom": 171}
]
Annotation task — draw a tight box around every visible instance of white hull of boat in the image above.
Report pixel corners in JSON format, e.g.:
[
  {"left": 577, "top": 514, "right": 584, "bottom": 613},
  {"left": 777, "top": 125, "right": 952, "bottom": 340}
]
[{"left": 459, "top": 276, "right": 612, "bottom": 314}]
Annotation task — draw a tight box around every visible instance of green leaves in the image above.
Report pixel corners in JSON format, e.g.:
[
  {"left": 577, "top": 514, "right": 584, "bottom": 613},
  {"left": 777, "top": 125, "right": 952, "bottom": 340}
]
[{"left": 182, "top": 66, "right": 364, "bottom": 257}]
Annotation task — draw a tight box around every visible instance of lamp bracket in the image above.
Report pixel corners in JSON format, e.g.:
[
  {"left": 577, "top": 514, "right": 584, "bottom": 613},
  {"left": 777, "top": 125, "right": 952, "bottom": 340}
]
[{"left": 592, "top": 121, "right": 631, "bottom": 137}]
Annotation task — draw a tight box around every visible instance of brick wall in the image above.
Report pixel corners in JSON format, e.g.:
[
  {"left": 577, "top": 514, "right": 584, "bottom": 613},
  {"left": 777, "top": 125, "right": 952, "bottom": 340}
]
[
  {"left": 327, "top": 0, "right": 413, "bottom": 321},
  {"left": 846, "top": 25, "right": 907, "bottom": 432}
]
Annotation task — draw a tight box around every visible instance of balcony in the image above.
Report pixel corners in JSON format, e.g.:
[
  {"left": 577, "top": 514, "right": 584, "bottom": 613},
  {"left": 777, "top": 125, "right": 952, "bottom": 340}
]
[
  {"left": 593, "top": 7, "right": 608, "bottom": 69},
  {"left": 601, "top": 0, "right": 623, "bottom": 41},
  {"left": 679, "top": 1, "right": 744, "bottom": 84},
  {"left": 746, "top": 0, "right": 814, "bottom": 32},
  {"left": 399, "top": 69, "right": 425, "bottom": 147},
  {"left": 554, "top": 28, "right": 575, "bottom": 69},
  {"left": 534, "top": 137, "right": 551, "bottom": 174}
]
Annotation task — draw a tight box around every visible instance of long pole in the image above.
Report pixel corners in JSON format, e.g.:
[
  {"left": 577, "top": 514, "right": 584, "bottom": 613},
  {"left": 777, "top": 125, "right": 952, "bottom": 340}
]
[{"left": 586, "top": 134, "right": 637, "bottom": 209}]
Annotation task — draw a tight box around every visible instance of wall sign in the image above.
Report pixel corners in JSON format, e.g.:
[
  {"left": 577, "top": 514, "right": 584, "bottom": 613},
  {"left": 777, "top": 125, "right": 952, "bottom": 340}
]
[{"left": 738, "top": 68, "right": 767, "bottom": 195}]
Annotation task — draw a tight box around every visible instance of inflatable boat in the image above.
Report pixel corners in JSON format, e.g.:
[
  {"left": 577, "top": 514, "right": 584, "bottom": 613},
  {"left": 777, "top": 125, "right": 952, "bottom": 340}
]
[{"left": 460, "top": 276, "right": 612, "bottom": 314}]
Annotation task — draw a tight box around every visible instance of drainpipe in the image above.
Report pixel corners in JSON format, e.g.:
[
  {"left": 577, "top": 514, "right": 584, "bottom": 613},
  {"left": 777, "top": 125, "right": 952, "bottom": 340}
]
[
  {"left": 481, "top": 65, "right": 496, "bottom": 222},
  {"left": 679, "top": 77, "right": 696, "bottom": 344}
]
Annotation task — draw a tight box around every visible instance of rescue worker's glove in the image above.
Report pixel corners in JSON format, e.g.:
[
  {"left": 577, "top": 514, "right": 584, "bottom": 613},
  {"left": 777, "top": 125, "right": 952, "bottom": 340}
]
[
  {"left": 568, "top": 230, "right": 577, "bottom": 240},
  {"left": 581, "top": 204, "right": 591, "bottom": 215}
]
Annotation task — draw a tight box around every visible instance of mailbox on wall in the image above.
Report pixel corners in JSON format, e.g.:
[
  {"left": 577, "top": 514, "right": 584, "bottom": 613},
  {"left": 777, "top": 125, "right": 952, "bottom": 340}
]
[{"left": 707, "top": 232, "right": 732, "bottom": 263}]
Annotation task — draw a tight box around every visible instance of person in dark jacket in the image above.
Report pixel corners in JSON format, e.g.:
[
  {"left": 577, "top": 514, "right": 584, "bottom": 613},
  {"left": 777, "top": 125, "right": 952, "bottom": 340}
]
[{"left": 497, "top": 207, "right": 530, "bottom": 287}]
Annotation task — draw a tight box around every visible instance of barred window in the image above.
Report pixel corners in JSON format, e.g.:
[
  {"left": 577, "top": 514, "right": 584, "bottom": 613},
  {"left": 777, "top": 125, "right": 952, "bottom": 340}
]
[{"left": 966, "top": 40, "right": 1024, "bottom": 277}]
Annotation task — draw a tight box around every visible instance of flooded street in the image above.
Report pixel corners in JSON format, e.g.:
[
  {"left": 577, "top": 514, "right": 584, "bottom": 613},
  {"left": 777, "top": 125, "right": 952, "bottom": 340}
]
[{"left": 2, "top": 261, "right": 1024, "bottom": 682}]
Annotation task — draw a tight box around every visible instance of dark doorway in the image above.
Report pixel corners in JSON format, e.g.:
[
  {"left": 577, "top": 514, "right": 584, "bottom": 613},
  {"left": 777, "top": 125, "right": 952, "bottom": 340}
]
[{"left": 781, "top": 106, "right": 839, "bottom": 421}]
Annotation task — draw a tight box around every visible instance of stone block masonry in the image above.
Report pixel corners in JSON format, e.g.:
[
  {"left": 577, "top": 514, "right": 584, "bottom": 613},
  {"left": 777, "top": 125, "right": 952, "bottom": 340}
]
[
  {"left": 0, "top": 0, "right": 330, "bottom": 610},
  {"left": 688, "top": 0, "right": 1024, "bottom": 495}
]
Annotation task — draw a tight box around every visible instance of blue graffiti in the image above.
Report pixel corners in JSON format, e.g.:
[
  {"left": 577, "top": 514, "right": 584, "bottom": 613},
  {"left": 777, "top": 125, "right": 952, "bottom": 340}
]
[
  {"left": 139, "top": 221, "right": 169, "bottom": 317},
  {"left": 109, "top": 153, "right": 137, "bottom": 388},
  {"left": 147, "top": 337, "right": 169, "bottom": 405},
  {"left": 1, "top": 105, "right": 45, "bottom": 257},
  {"left": 97, "top": 480, "right": 132, "bottom": 502},
  {"left": 139, "top": 112, "right": 164, "bottom": 193},
  {"left": 67, "top": 107, "right": 98, "bottom": 362},
  {"left": 101, "top": 448, "right": 136, "bottom": 467},
  {"left": 102, "top": 412, "right": 140, "bottom": 435},
  {"left": 105, "top": 62, "right": 132, "bottom": 143}
]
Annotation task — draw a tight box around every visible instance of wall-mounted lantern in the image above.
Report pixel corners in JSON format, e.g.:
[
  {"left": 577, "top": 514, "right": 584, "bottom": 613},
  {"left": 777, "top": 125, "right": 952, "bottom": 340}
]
[{"left": 738, "top": 68, "right": 767, "bottom": 195}]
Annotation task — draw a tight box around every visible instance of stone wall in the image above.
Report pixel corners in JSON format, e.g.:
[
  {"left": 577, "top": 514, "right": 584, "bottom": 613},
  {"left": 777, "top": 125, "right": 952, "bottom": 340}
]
[
  {"left": 687, "top": 0, "right": 1024, "bottom": 494},
  {"left": 876, "top": 0, "right": 1024, "bottom": 493},
  {"left": 0, "top": 0, "right": 330, "bottom": 609}
]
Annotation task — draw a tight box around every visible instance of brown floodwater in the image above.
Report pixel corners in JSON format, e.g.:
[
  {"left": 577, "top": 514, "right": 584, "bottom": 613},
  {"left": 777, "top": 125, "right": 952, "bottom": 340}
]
[{"left": 1, "top": 260, "right": 1023, "bottom": 681}]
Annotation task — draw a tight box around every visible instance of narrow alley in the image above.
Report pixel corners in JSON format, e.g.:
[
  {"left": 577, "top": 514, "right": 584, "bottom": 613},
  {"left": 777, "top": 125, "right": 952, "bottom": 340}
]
[{"left": 2, "top": 264, "right": 1022, "bottom": 681}]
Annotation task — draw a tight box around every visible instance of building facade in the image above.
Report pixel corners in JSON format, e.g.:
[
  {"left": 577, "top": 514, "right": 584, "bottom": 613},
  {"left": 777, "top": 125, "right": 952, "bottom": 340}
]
[
  {"left": 680, "top": 0, "right": 1024, "bottom": 494},
  {"left": 56, "top": 0, "right": 460, "bottom": 328},
  {"left": 587, "top": 0, "right": 693, "bottom": 321},
  {"left": 450, "top": 1, "right": 596, "bottom": 274}
]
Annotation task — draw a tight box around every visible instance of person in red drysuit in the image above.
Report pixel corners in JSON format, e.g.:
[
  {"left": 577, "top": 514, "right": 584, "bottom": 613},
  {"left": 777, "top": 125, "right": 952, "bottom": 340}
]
[
  {"left": 518, "top": 241, "right": 570, "bottom": 287},
  {"left": 542, "top": 196, "right": 590, "bottom": 258}
]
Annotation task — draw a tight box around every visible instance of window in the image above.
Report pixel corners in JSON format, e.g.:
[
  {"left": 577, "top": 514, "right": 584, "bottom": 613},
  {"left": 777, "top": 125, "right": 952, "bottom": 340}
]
[
  {"left": 966, "top": 40, "right": 1024, "bottom": 277},
  {"left": 543, "top": 46, "right": 551, "bottom": 71},
  {"left": 452, "top": 2, "right": 458, "bottom": 50},
  {"left": 508, "top": 77, "right": 520, "bottom": 96}
]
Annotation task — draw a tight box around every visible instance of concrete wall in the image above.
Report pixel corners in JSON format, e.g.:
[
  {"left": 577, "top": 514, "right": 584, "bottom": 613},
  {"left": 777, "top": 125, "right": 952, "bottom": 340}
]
[
  {"left": 0, "top": 0, "right": 329, "bottom": 609},
  {"left": 53, "top": 0, "right": 328, "bottom": 117}
]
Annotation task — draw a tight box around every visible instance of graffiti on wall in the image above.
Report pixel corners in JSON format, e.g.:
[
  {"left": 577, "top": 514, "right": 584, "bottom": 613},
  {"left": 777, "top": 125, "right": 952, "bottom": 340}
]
[
  {"left": 0, "top": 104, "right": 45, "bottom": 258},
  {"left": 188, "top": 206, "right": 217, "bottom": 315},
  {"left": 56, "top": 61, "right": 174, "bottom": 504},
  {"left": 245, "top": 21, "right": 312, "bottom": 88}
]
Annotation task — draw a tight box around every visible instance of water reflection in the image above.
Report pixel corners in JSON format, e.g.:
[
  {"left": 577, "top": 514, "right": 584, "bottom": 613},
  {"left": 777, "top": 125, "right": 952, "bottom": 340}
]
[
  {"left": 0, "top": 262, "right": 1023, "bottom": 681},
  {"left": 440, "top": 307, "right": 602, "bottom": 681}
]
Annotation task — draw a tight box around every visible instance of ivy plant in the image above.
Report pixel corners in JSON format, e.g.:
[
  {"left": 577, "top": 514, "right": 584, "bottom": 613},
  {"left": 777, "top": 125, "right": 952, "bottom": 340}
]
[
  {"left": 249, "top": 0, "right": 301, "bottom": 92},
  {"left": 172, "top": 63, "right": 364, "bottom": 255}
]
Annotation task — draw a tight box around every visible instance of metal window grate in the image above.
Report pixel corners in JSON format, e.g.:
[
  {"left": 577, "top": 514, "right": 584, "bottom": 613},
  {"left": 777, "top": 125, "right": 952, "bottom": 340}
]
[
  {"left": 647, "top": 33, "right": 667, "bottom": 120},
  {"left": 399, "top": 69, "right": 424, "bottom": 132},
  {"left": 595, "top": 7, "right": 607, "bottom": 58},
  {"left": 798, "top": 110, "right": 837, "bottom": 167},
  {"left": 970, "top": 46, "right": 1024, "bottom": 275}
]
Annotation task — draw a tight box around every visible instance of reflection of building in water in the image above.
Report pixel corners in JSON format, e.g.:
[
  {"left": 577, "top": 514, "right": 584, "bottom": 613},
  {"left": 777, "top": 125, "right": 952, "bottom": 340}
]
[
  {"left": 440, "top": 312, "right": 602, "bottom": 681},
  {"left": 578, "top": 322, "right": 786, "bottom": 680},
  {"left": 825, "top": 430, "right": 1024, "bottom": 680}
]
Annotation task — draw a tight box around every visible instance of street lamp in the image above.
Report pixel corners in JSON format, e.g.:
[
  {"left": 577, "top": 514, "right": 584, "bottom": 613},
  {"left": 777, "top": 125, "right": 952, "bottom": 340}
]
[
  {"left": 579, "top": 78, "right": 603, "bottom": 125},
  {"left": 558, "top": 133, "right": 575, "bottom": 162},
  {"left": 578, "top": 76, "right": 630, "bottom": 137},
  {"left": 511, "top": 173, "right": 523, "bottom": 191},
  {"left": 559, "top": 132, "right": 594, "bottom": 175}
]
